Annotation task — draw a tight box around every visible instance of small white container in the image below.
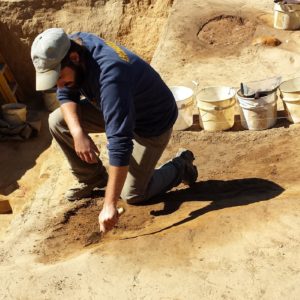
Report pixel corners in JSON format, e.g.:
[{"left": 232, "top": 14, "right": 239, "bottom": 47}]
[
  {"left": 274, "top": 2, "right": 300, "bottom": 30},
  {"left": 170, "top": 86, "right": 195, "bottom": 130},
  {"left": 280, "top": 77, "right": 300, "bottom": 123},
  {"left": 43, "top": 90, "right": 60, "bottom": 112},
  {"left": 2, "top": 103, "right": 27, "bottom": 125}
]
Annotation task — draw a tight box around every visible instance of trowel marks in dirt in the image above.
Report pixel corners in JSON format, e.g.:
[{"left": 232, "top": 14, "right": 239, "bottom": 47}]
[
  {"left": 37, "top": 176, "right": 285, "bottom": 263},
  {"left": 37, "top": 199, "right": 155, "bottom": 263}
]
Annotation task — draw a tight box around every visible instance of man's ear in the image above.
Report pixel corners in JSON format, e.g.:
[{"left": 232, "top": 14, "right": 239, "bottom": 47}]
[{"left": 69, "top": 52, "right": 80, "bottom": 64}]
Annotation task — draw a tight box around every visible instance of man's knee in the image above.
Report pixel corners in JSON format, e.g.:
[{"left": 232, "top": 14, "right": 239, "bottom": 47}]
[
  {"left": 48, "top": 108, "right": 64, "bottom": 133},
  {"left": 121, "top": 188, "right": 146, "bottom": 205}
]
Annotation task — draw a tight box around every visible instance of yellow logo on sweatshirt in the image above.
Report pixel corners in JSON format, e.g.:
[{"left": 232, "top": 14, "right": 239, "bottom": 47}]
[{"left": 105, "top": 41, "right": 130, "bottom": 63}]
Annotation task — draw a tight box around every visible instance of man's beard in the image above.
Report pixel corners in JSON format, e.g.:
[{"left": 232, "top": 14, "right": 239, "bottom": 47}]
[{"left": 69, "top": 62, "right": 86, "bottom": 89}]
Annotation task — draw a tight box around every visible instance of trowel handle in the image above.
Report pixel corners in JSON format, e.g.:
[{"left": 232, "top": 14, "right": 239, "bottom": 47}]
[{"left": 117, "top": 207, "right": 125, "bottom": 215}]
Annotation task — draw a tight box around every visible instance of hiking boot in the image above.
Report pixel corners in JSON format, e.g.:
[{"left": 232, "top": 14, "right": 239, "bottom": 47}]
[
  {"left": 175, "top": 149, "right": 198, "bottom": 186},
  {"left": 65, "top": 173, "right": 108, "bottom": 201}
]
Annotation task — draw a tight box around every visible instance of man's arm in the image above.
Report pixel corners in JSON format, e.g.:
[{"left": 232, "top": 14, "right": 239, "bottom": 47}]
[
  {"left": 61, "top": 102, "right": 128, "bottom": 233},
  {"left": 97, "top": 59, "right": 135, "bottom": 233},
  {"left": 60, "top": 102, "right": 99, "bottom": 164},
  {"left": 99, "top": 165, "right": 128, "bottom": 233}
]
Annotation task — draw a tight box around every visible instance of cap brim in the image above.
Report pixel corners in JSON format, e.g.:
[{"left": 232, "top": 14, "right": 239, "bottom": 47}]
[{"left": 35, "top": 65, "right": 60, "bottom": 91}]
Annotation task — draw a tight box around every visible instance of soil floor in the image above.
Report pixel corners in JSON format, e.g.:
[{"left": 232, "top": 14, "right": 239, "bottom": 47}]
[{"left": 1, "top": 0, "right": 300, "bottom": 299}]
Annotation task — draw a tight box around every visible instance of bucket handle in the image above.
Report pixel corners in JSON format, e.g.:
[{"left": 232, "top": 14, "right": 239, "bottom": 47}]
[
  {"left": 191, "top": 80, "right": 200, "bottom": 110},
  {"left": 198, "top": 99, "right": 236, "bottom": 112},
  {"left": 284, "top": 4, "right": 299, "bottom": 13},
  {"left": 275, "top": 1, "right": 299, "bottom": 12},
  {"left": 180, "top": 99, "right": 195, "bottom": 109},
  {"left": 192, "top": 81, "right": 199, "bottom": 91}
]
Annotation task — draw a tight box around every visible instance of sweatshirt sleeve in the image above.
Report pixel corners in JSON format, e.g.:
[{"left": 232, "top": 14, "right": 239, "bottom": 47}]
[
  {"left": 99, "top": 60, "right": 135, "bottom": 167},
  {"left": 57, "top": 87, "right": 81, "bottom": 104}
]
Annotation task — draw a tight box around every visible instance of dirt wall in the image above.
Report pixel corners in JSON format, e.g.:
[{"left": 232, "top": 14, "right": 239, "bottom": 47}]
[{"left": 0, "top": 0, "right": 172, "bottom": 103}]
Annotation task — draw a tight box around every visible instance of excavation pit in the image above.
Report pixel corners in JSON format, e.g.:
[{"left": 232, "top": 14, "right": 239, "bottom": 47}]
[{"left": 197, "top": 15, "right": 256, "bottom": 53}]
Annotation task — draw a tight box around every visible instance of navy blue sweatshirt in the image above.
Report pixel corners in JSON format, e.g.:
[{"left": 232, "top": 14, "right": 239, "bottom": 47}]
[{"left": 57, "top": 32, "right": 177, "bottom": 166}]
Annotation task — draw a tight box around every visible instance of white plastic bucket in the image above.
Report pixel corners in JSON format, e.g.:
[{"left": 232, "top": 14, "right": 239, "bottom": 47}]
[
  {"left": 43, "top": 90, "right": 60, "bottom": 112},
  {"left": 279, "top": 77, "right": 300, "bottom": 123},
  {"left": 170, "top": 86, "right": 194, "bottom": 130},
  {"left": 2, "top": 103, "right": 27, "bottom": 125},
  {"left": 274, "top": 2, "right": 300, "bottom": 30},
  {"left": 196, "top": 86, "right": 236, "bottom": 131},
  {"left": 237, "top": 90, "right": 277, "bottom": 130}
]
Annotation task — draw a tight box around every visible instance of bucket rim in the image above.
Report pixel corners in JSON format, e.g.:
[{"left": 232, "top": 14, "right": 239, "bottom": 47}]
[
  {"left": 236, "top": 89, "right": 276, "bottom": 100},
  {"left": 170, "top": 85, "right": 194, "bottom": 102},
  {"left": 197, "top": 86, "right": 236, "bottom": 102},
  {"left": 281, "top": 96, "right": 300, "bottom": 102},
  {"left": 177, "top": 98, "right": 194, "bottom": 109},
  {"left": 274, "top": 2, "right": 300, "bottom": 12},
  {"left": 279, "top": 77, "right": 300, "bottom": 93},
  {"left": 170, "top": 85, "right": 194, "bottom": 92},
  {"left": 2, "top": 103, "right": 27, "bottom": 110}
]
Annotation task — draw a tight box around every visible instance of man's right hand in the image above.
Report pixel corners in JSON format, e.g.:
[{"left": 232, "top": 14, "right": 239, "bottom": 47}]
[
  {"left": 99, "top": 201, "right": 119, "bottom": 233},
  {"left": 73, "top": 131, "right": 100, "bottom": 164}
]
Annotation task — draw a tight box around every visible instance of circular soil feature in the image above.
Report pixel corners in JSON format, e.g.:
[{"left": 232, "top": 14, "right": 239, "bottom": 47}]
[{"left": 198, "top": 15, "right": 255, "bottom": 50}]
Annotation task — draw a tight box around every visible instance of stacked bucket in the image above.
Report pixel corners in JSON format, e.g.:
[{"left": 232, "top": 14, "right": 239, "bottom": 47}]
[
  {"left": 236, "top": 77, "right": 280, "bottom": 131},
  {"left": 170, "top": 86, "right": 195, "bottom": 130},
  {"left": 196, "top": 87, "right": 236, "bottom": 131},
  {"left": 274, "top": 1, "right": 300, "bottom": 30},
  {"left": 170, "top": 76, "right": 300, "bottom": 132},
  {"left": 280, "top": 78, "right": 300, "bottom": 123},
  {"left": 171, "top": 85, "right": 237, "bottom": 131},
  {"left": 1, "top": 103, "right": 27, "bottom": 125}
]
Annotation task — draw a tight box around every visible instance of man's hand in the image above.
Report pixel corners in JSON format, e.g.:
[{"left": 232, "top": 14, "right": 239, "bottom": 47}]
[
  {"left": 99, "top": 202, "right": 119, "bottom": 233},
  {"left": 60, "top": 102, "right": 99, "bottom": 164},
  {"left": 98, "top": 165, "right": 128, "bottom": 233},
  {"left": 73, "top": 131, "right": 100, "bottom": 164}
]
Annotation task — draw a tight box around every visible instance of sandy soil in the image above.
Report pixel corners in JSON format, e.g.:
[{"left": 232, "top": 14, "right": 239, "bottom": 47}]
[{"left": 1, "top": 0, "right": 300, "bottom": 299}]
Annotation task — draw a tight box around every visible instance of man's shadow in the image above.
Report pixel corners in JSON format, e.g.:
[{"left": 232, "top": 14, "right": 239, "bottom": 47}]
[{"left": 131, "top": 178, "right": 284, "bottom": 235}]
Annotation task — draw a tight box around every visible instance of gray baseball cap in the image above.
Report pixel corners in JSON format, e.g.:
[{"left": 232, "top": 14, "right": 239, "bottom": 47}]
[{"left": 31, "top": 28, "right": 71, "bottom": 91}]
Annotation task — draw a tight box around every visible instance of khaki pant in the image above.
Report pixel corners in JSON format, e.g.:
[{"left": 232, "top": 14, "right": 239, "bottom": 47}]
[{"left": 49, "top": 101, "right": 181, "bottom": 204}]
